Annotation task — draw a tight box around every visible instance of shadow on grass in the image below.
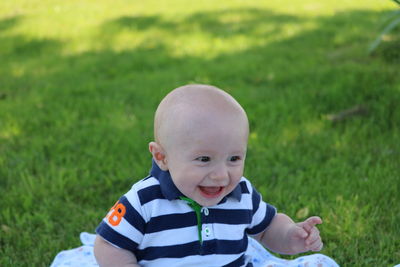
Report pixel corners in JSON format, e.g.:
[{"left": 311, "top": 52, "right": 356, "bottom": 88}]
[
  {"left": 0, "top": 15, "right": 22, "bottom": 31},
  {"left": 0, "top": 16, "right": 62, "bottom": 59},
  {"left": 1, "top": 7, "right": 399, "bottom": 266},
  {"left": 103, "top": 8, "right": 302, "bottom": 38}
]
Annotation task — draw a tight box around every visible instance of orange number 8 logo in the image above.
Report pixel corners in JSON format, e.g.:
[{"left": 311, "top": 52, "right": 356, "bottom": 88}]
[{"left": 107, "top": 202, "right": 126, "bottom": 226}]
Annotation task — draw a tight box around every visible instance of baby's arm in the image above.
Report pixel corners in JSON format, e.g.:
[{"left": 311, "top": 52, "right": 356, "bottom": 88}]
[
  {"left": 254, "top": 213, "right": 323, "bottom": 255},
  {"left": 94, "top": 235, "right": 141, "bottom": 267}
]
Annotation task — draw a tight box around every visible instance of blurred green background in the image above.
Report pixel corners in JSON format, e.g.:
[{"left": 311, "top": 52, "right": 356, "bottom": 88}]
[{"left": 0, "top": 0, "right": 399, "bottom": 266}]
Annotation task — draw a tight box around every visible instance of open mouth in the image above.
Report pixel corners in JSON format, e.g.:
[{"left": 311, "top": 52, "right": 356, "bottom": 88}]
[{"left": 198, "top": 186, "right": 224, "bottom": 198}]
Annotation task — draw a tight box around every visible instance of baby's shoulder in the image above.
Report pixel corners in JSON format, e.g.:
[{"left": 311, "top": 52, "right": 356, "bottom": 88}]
[
  {"left": 124, "top": 176, "right": 161, "bottom": 202},
  {"left": 130, "top": 175, "right": 160, "bottom": 191},
  {"left": 119, "top": 176, "right": 164, "bottom": 220},
  {"left": 238, "top": 176, "right": 256, "bottom": 192}
]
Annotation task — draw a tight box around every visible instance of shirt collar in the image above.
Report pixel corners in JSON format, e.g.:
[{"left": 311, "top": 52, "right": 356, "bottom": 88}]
[{"left": 149, "top": 160, "right": 242, "bottom": 203}]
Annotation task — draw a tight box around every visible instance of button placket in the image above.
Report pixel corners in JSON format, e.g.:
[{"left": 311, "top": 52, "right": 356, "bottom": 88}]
[
  {"left": 201, "top": 208, "right": 213, "bottom": 239},
  {"left": 204, "top": 226, "right": 211, "bottom": 237},
  {"left": 201, "top": 207, "right": 209, "bottom": 216}
]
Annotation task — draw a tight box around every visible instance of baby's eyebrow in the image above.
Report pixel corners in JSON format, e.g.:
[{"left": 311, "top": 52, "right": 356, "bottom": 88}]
[
  {"left": 231, "top": 150, "right": 247, "bottom": 155},
  {"left": 191, "top": 149, "right": 246, "bottom": 154}
]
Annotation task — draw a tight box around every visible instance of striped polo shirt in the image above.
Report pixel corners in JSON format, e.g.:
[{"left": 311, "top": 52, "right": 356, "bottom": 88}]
[{"left": 96, "top": 161, "right": 277, "bottom": 267}]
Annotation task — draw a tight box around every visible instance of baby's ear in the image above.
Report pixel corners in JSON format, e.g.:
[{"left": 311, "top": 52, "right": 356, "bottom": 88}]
[{"left": 149, "top": 142, "right": 168, "bottom": 171}]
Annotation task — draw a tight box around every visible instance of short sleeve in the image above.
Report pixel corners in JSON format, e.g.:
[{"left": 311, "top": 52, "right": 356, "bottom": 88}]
[
  {"left": 96, "top": 189, "right": 146, "bottom": 252},
  {"left": 246, "top": 185, "right": 277, "bottom": 235}
]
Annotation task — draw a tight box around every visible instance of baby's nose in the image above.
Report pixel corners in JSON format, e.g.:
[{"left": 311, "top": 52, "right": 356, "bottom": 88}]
[{"left": 210, "top": 164, "right": 229, "bottom": 181}]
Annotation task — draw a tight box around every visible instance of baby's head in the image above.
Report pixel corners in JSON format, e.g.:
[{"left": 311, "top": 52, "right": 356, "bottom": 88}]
[{"left": 149, "top": 84, "right": 249, "bottom": 206}]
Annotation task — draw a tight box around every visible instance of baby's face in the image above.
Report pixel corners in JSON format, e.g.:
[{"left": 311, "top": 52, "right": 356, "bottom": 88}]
[{"left": 165, "top": 114, "right": 248, "bottom": 207}]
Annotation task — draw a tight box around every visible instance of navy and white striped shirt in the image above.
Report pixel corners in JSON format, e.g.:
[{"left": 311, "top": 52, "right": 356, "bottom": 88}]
[{"left": 96, "top": 161, "right": 276, "bottom": 267}]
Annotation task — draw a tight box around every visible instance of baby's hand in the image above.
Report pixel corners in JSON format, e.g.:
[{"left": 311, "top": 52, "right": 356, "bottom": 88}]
[{"left": 287, "top": 216, "right": 323, "bottom": 253}]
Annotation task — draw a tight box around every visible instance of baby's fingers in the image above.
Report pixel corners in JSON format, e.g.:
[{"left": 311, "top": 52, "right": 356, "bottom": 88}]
[
  {"left": 292, "top": 226, "right": 308, "bottom": 239},
  {"left": 306, "top": 227, "right": 322, "bottom": 251},
  {"left": 302, "top": 216, "right": 322, "bottom": 232},
  {"left": 309, "top": 240, "right": 323, "bottom": 251},
  {"left": 306, "top": 227, "right": 320, "bottom": 243}
]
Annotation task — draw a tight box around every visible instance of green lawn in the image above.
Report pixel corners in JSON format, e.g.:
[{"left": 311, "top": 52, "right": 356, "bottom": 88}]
[{"left": 1, "top": 0, "right": 399, "bottom": 266}]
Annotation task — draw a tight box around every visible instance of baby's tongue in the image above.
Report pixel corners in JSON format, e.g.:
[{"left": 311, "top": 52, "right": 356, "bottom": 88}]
[{"left": 200, "top": 186, "right": 220, "bottom": 194}]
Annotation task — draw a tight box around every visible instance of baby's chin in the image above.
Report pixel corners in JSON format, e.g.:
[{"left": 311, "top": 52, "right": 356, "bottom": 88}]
[{"left": 196, "top": 198, "right": 222, "bottom": 207}]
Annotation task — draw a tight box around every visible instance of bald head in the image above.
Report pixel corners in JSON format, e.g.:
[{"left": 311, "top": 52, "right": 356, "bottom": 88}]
[{"left": 154, "top": 84, "right": 249, "bottom": 150}]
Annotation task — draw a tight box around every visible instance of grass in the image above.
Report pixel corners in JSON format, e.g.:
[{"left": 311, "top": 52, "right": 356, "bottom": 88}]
[{"left": 0, "top": 0, "right": 399, "bottom": 266}]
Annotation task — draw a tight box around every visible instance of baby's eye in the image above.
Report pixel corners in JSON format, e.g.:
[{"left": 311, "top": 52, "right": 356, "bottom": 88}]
[
  {"left": 229, "top": 156, "right": 241, "bottom": 162},
  {"left": 196, "top": 156, "right": 211, "bottom": 162}
]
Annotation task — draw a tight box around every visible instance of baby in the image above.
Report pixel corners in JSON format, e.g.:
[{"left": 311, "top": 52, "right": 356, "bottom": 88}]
[{"left": 94, "top": 84, "right": 324, "bottom": 267}]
